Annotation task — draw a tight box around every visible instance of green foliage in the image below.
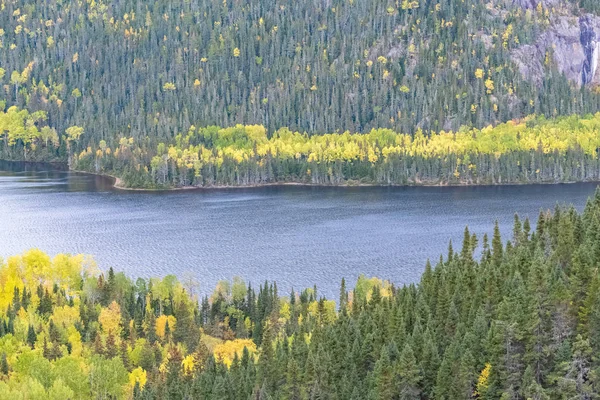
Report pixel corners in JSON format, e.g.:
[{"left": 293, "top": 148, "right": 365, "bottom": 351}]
[
  {"left": 0, "top": 0, "right": 600, "bottom": 188},
  {"left": 3, "top": 191, "right": 600, "bottom": 398},
  {"left": 3, "top": 0, "right": 588, "bottom": 140},
  {"left": 72, "top": 114, "right": 600, "bottom": 188}
]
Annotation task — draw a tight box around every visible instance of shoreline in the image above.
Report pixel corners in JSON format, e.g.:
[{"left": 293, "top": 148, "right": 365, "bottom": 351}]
[
  {"left": 3, "top": 159, "right": 599, "bottom": 192},
  {"left": 76, "top": 170, "right": 600, "bottom": 192}
]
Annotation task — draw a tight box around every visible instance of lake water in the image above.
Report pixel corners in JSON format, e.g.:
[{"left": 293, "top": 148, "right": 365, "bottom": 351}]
[{"left": 0, "top": 161, "right": 598, "bottom": 297}]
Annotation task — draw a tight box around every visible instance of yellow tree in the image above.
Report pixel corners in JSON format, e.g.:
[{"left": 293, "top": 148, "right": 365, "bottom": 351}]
[
  {"left": 65, "top": 126, "right": 84, "bottom": 166},
  {"left": 98, "top": 301, "right": 122, "bottom": 336}
]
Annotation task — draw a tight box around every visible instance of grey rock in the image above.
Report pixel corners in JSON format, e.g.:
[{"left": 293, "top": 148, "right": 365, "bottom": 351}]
[
  {"left": 511, "top": 13, "right": 600, "bottom": 87},
  {"left": 510, "top": 0, "right": 563, "bottom": 9}
]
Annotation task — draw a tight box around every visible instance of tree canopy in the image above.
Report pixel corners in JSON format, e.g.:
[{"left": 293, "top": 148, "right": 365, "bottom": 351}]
[{"left": 1, "top": 189, "right": 600, "bottom": 398}]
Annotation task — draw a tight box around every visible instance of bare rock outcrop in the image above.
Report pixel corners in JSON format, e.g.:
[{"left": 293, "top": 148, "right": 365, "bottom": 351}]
[
  {"left": 510, "top": 0, "right": 563, "bottom": 9},
  {"left": 511, "top": 13, "right": 600, "bottom": 87}
]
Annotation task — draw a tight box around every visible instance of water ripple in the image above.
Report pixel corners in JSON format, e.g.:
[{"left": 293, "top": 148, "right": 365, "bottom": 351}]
[{"left": 0, "top": 162, "right": 598, "bottom": 297}]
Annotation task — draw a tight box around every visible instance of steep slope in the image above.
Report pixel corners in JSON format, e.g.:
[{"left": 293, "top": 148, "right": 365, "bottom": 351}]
[{"left": 1, "top": 0, "right": 600, "bottom": 187}]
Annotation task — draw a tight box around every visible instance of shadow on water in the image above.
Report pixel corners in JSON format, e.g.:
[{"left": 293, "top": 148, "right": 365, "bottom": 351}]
[{"left": 0, "top": 160, "right": 115, "bottom": 192}]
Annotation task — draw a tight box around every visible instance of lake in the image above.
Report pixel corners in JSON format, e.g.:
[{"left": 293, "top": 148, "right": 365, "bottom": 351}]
[{"left": 0, "top": 161, "right": 598, "bottom": 298}]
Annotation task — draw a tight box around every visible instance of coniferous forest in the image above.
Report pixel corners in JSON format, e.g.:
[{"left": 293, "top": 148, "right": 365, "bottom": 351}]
[
  {"left": 0, "top": 190, "right": 599, "bottom": 398},
  {"left": 1, "top": 0, "right": 600, "bottom": 187},
  {"left": 3, "top": 0, "right": 600, "bottom": 398}
]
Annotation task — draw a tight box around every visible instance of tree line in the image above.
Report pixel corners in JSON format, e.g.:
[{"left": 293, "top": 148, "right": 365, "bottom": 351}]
[{"left": 3, "top": 104, "right": 600, "bottom": 188}]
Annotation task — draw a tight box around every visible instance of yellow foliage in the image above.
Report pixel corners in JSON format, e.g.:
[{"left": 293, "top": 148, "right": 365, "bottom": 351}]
[
  {"left": 485, "top": 78, "right": 494, "bottom": 93},
  {"left": 213, "top": 339, "right": 256, "bottom": 367},
  {"left": 155, "top": 315, "right": 176, "bottom": 339},
  {"left": 129, "top": 367, "right": 147, "bottom": 389},
  {"left": 67, "top": 326, "right": 83, "bottom": 357},
  {"left": 475, "top": 363, "right": 491, "bottom": 397},
  {"left": 51, "top": 306, "right": 80, "bottom": 329},
  {"left": 98, "top": 301, "right": 122, "bottom": 335},
  {"left": 182, "top": 355, "right": 195, "bottom": 374},
  {"left": 279, "top": 301, "right": 291, "bottom": 321},
  {"left": 0, "top": 250, "right": 90, "bottom": 312}
]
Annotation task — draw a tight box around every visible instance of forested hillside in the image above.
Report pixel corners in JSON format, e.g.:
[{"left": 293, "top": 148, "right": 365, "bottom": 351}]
[
  {"left": 3, "top": 104, "right": 600, "bottom": 188},
  {"left": 7, "top": 0, "right": 600, "bottom": 137},
  {"left": 2, "top": 0, "right": 600, "bottom": 188},
  {"left": 0, "top": 190, "right": 600, "bottom": 398}
]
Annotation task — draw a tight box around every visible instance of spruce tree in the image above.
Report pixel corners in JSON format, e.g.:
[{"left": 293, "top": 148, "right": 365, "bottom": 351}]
[
  {"left": 26, "top": 324, "right": 37, "bottom": 348},
  {"left": 397, "top": 343, "right": 421, "bottom": 400},
  {"left": 173, "top": 299, "right": 199, "bottom": 352}
]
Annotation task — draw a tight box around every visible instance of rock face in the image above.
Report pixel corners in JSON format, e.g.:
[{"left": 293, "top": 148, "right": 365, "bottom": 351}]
[
  {"left": 510, "top": 0, "right": 562, "bottom": 9},
  {"left": 511, "top": 13, "right": 600, "bottom": 87},
  {"left": 580, "top": 15, "right": 599, "bottom": 84}
]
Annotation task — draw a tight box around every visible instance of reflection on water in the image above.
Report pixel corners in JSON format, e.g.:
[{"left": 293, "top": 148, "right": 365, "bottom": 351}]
[
  {"left": 0, "top": 161, "right": 115, "bottom": 192},
  {"left": 0, "top": 160, "right": 598, "bottom": 297}
]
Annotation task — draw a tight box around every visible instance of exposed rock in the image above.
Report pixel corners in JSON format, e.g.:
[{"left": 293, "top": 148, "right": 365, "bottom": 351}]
[
  {"left": 386, "top": 44, "right": 404, "bottom": 59},
  {"left": 510, "top": 0, "right": 563, "bottom": 9},
  {"left": 580, "top": 15, "right": 599, "bottom": 84},
  {"left": 479, "top": 33, "right": 494, "bottom": 50},
  {"left": 511, "top": 44, "right": 546, "bottom": 86},
  {"left": 511, "top": 13, "right": 600, "bottom": 87}
]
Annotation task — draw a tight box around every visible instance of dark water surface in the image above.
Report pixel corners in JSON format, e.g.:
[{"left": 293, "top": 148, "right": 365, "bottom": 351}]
[{"left": 1, "top": 161, "right": 598, "bottom": 297}]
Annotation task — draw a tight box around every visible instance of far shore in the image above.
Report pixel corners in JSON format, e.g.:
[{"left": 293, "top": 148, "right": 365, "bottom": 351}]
[
  {"left": 3, "top": 159, "right": 598, "bottom": 192},
  {"left": 74, "top": 169, "right": 599, "bottom": 192}
]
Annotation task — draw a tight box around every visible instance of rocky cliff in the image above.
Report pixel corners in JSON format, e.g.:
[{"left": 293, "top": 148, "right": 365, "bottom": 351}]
[
  {"left": 510, "top": 0, "right": 562, "bottom": 9},
  {"left": 510, "top": 2, "right": 600, "bottom": 87}
]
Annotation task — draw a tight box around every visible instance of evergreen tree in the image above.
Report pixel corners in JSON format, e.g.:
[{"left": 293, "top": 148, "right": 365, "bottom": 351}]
[
  {"left": 396, "top": 343, "right": 421, "bottom": 400},
  {"left": 26, "top": 324, "right": 37, "bottom": 348},
  {"left": 173, "top": 299, "right": 200, "bottom": 352}
]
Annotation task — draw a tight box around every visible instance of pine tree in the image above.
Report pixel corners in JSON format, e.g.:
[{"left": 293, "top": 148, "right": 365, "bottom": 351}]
[
  {"left": 397, "top": 343, "right": 421, "bottom": 400},
  {"left": 144, "top": 309, "right": 157, "bottom": 344},
  {"left": 120, "top": 339, "right": 130, "bottom": 369},
  {"left": 492, "top": 221, "right": 503, "bottom": 267},
  {"left": 93, "top": 333, "right": 104, "bottom": 356},
  {"left": 371, "top": 346, "right": 395, "bottom": 400},
  {"left": 173, "top": 299, "right": 200, "bottom": 352},
  {"left": 139, "top": 342, "right": 156, "bottom": 372},
  {"left": 284, "top": 355, "right": 302, "bottom": 400},
  {"left": 339, "top": 278, "right": 348, "bottom": 313},
  {"left": 132, "top": 382, "right": 142, "bottom": 399},
  {"left": 166, "top": 347, "right": 185, "bottom": 400},
  {"left": 26, "top": 324, "right": 37, "bottom": 348},
  {"left": 0, "top": 353, "right": 8, "bottom": 376},
  {"left": 12, "top": 287, "right": 20, "bottom": 313},
  {"left": 105, "top": 331, "right": 118, "bottom": 358},
  {"left": 38, "top": 289, "right": 53, "bottom": 317}
]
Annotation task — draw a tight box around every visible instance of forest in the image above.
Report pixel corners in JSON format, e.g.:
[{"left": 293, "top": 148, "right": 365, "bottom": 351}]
[
  {"left": 3, "top": 0, "right": 600, "bottom": 139},
  {"left": 0, "top": 189, "right": 599, "bottom": 398},
  {"left": 1, "top": 0, "right": 600, "bottom": 188},
  {"left": 2, "top": 102, "right": 600, "bottom": 188}
]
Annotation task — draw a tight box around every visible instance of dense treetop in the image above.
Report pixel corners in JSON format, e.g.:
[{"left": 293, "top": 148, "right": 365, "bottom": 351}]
[
  {"left": 0, "top": 0, "right": 600, "bottom": 158},
  {"left": 1, "top": 0, "right": 600, "bottom": 187},
  {"left": 4, "top": 103, "right": 600, "bottom": 187}
]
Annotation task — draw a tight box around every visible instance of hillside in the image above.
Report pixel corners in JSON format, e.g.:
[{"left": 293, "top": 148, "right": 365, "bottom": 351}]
[
  {"left": 1, "top": 1, "right": 600, "bottom": 135},
  {"left": 2, "top": 0, "right": 600, "bottom": 187}
]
